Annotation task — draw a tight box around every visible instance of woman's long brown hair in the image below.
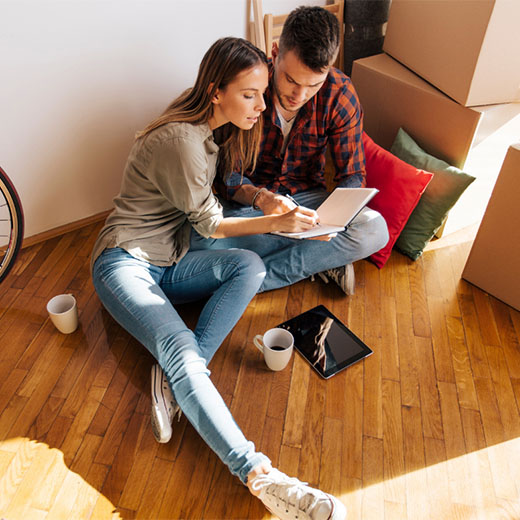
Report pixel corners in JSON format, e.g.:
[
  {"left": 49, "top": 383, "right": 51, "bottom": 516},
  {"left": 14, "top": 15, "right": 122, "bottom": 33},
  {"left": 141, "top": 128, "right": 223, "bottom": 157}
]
[{"left": 136, "top": 37, "right": 267, "bottom": 179}]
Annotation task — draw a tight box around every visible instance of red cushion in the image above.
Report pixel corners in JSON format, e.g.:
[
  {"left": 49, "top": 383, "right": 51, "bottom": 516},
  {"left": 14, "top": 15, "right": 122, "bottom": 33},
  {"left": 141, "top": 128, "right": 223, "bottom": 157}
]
[{"left": 363, "top": 132, "right": 433, "bottom": 268}]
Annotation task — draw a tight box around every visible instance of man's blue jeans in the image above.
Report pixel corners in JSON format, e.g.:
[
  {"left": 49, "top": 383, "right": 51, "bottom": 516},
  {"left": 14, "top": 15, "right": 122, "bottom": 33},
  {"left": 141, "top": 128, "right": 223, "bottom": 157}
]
[
  {"left": 190, "top": 188, "right": 389, "bottom": 292},
  {"left": 92, "top": 247, "right": 271, "bottom": 483}
]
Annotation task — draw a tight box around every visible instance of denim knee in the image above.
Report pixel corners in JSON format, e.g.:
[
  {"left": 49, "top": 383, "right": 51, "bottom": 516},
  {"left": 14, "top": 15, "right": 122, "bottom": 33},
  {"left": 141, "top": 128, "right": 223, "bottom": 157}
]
[
  {"left": 367, "top": 211, "right": 390, "bottom": 252},
  {"left": 230, "top": 249, "right": 266, "bottom": 288},
  {"left": 349, "top": 208, "right": 389, "bottom": 258}
]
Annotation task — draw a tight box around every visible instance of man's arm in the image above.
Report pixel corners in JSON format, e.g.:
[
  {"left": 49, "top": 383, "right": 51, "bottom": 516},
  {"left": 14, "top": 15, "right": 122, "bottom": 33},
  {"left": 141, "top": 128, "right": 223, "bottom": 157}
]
[
  {"left": 233, "top": 184, "right": 297, "bottom": 215},
  {"left": 328, "top": 79, "right": 366, "bottom": 189},
  {"left": 224, "top": 171, "right": 298, "bottom": 215}
]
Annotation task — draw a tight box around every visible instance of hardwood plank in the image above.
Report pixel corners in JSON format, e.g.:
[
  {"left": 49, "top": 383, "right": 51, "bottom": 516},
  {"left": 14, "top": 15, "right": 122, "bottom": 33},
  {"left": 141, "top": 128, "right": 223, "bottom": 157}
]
[
  {"left": 428, "top": 296, "right": 456, "bottom": 383},
  {"left": 298, "top": 370, "right": 326, "bottom": 488},
  {"left": 490, "top": 297, "right": 520, "bottom": 379},
  {"left": 485, "top": 345, "right": 520, "bottom": 440},
  {"left": 30, "top": 395, "right": 65, "bottom": 440},
  {"left": 278, "top": 444, "right": 300, "bottom": 477},
  {"left": 93, "top": 364, "right": 143, "bottom": 467},
  {"left": 11, "top": 236, "right": 62, "bottom": 290},
  {"left": 434, "top": 246, "right": 461, "bottom": 318},
  {"left": 134, "top": 457, "right": 173, "bottom": 520},
  {"left": 4, "top": 348, "right": 75, "bottom": 442},
  {"left": 397, "top": 311, "right": 420, "bottom": 408},
  {"left": 382, "top": 379, "right": 405, "bottom": 505},
  {"left": 458, "top": 292, "right": 492, "bottom": 379},
  {"left": 281, "top": 353, "right": 310, "bottom": 448},
  {"left": 0, "top": 368, "right": 28, "bottom": 416},
  {"left": 362, "top": 436, "right": 384, "bottom": 519},
  {"left": 117, "top": 421, "right": 159, "bottom": 511},
  {"left": 0, "top": 439, "right": 42, "bottom": 513},
  {"left": 380, "top": 295, "right": 400, "bottom": 382},
  {"left": 341, "top": 361, "right": 364, "bottom": 480},
  {"left": 437, "top": 381, "right": 473, "bottom": 505},
  {"left": 363, "top": 335, "right": 382, "bottom": 438},
  {"left": 102, "top": 411, "right": 147, "bottom": 507},
  {"left": 474, "top": 378, "right": 518, "bottom": 501},
  {"left": 341, "top": 476, "right": 362, "bottom": 520},
  {"left": 402, "top": 405, "right": 429, "bottom": 520},
  {"left": 460, "top": 408, "right": 497, "bottom": 512},
  {"left": 415, "top": 336, "right": 443, "bottom": 440},
  {"left": 424, "top": 437, "right": 450, "bottom": 519},
  {"left": 446, "top": 315, "right": 479, "bottom": 410},
  {"left": 408, "top": 258, "right": 432, "bottom": 338},
  {"left": 30, "top": 447, "right": 69, "bottom": 513},
  {"left": 60, "top": 385, "right": 106, "bottom": 465},
  {"left": 320, "top": 417, "right": 343, "bottom": 499},
  {"left": 471, "top": 287, "right": 501, "bottom": 346},
  {"left": 364, "top": 259, "right": 382, "bottom": 339}
]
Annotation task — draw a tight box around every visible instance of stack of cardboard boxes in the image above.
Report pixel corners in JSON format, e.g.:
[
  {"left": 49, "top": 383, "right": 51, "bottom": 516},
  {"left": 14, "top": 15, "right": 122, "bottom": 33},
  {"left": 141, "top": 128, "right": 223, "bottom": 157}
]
[{"left": 350, "top": 0, "right": 520, "bottom": 238}]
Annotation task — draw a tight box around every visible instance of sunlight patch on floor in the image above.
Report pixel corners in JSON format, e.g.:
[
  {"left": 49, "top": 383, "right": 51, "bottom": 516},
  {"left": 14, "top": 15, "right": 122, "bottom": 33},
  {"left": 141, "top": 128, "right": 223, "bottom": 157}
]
[
  {"left": 0, "top": 437, "right": 121, "bottom": 520},
  {"left": 340, "top": 437, "right": 520, "bottom": 520}
]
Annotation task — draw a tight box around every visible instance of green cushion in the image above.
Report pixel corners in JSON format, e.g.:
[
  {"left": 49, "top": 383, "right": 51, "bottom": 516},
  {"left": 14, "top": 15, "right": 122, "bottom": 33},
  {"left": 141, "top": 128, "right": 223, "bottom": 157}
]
[{"left": 390, "top": 128, "right": 476, "bottom": 260}]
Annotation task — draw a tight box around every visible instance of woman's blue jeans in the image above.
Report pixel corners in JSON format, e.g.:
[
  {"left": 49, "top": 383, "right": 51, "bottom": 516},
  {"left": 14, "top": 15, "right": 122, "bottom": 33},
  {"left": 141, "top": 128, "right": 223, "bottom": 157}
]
[{"left": 92, "top": 247, "right": 271, "bottom": 483}]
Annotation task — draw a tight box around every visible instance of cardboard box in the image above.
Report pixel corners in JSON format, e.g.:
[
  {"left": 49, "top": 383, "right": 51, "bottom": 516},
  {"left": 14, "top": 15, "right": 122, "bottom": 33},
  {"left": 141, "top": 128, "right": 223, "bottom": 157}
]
[
  {"left": 447, "top": 101, "right": 520, "bottom": 236},
  {"left": 462, "top": 144, "right": 520, "bottom": 311},
  {"left": 351, "top": 53, "right": 520, "bottom": 236},
  {"left": 351, "top": 53, "right": 482, "bottom": 169},
  {"left": 383, "top": 0, "right": 520, "bottom": 107}
]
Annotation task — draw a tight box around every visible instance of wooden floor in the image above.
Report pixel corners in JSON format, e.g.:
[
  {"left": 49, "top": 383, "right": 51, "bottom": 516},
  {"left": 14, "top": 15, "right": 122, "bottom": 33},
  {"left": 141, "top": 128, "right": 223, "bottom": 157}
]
[{"left": 0, "top": 221, "right": 519, "bottom": 520}]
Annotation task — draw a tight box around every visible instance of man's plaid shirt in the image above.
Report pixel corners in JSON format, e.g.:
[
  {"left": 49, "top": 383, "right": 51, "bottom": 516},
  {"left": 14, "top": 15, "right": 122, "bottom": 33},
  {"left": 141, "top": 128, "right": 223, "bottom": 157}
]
[{"left": 219, "top": 62, "right": 366, "bottom": 199}]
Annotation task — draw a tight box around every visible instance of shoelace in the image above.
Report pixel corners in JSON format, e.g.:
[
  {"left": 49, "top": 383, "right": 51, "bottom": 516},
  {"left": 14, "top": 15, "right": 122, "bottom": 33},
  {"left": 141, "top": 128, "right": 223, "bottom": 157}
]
[
  {"left": 252, "top": 472, "right": 323, "bottom": 516},
  {"left": 310, "top": 272, "right": 330, "bottom": 284}
]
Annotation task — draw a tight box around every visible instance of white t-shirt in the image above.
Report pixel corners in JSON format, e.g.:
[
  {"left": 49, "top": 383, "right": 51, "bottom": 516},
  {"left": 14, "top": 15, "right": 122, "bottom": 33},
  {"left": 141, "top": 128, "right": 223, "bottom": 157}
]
[{"left": 275, "top": 105, "right": 298, "bottom": 154}]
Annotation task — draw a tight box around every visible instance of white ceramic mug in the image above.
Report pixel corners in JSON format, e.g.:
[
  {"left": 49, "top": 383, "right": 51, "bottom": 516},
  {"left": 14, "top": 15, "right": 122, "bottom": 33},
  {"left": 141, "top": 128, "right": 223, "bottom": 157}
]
[
  {"left": 46, "top": 294, "right": 78, "bottom": 334},
  {"left": 253, "top": 327, "right": 294, "bottom": 371}
]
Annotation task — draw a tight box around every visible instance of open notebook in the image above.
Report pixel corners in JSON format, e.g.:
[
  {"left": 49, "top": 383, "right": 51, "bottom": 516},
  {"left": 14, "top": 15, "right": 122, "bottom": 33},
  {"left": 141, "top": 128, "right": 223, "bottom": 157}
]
[{"left": 272, "top": 187, "right": 379, "bottom": 239}]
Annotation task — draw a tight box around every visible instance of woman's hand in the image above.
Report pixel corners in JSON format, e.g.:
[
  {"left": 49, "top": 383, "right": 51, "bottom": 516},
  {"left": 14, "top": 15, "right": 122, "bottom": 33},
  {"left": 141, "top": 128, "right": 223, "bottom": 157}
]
[{"left": 275, "top": 206, "right": 319, "bottom": 232}]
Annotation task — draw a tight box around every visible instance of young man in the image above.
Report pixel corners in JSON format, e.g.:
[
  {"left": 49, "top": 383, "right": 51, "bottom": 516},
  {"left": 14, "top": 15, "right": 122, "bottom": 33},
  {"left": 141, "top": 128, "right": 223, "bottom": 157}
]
[{"left": 191, "top": 6, "right": 389, "bottom": 295}]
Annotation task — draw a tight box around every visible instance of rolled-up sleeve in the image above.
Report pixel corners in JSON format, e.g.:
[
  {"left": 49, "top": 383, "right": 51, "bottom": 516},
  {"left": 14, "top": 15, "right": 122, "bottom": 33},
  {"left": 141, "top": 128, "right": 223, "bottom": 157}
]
[{"left": 147, "top": 136, "right": 224, "bottom": 238}]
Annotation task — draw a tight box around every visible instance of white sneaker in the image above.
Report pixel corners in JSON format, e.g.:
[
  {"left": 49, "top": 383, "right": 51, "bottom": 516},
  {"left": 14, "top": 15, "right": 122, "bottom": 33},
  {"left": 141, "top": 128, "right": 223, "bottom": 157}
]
[
  {"left": 318, "top": 264, "right": 355, "bottom": 295},
  {"left": 150, "top": 364, "right": 181, "bottom": 443},
  {"left": 250, "top": 468, "right": 346, "bottom": 520}
]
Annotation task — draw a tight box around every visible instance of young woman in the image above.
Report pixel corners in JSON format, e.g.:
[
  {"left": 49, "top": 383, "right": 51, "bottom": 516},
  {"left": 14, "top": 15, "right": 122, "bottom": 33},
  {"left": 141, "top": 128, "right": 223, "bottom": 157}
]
[{"left": 91, "top": 37, "right": 345, "bottom": 520}]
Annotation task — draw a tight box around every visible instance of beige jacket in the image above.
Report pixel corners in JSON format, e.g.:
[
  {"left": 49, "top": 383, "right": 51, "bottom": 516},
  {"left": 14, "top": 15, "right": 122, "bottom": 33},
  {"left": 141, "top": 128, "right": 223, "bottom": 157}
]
[{"left": 91, "top": 122, "right": 223, "bottom": 270}]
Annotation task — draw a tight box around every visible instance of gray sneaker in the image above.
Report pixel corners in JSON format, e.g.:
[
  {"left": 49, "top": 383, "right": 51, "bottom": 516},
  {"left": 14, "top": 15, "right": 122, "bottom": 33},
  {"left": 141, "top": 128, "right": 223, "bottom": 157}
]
[
  {"left": 250, "top": 468, "right": 346, "bottom": 520},
  {"left": 317, "top": 264, "right": 355, "bottom": 295},
  {"left": 151, "top": 364, "right": 181, "bottom": 443}
]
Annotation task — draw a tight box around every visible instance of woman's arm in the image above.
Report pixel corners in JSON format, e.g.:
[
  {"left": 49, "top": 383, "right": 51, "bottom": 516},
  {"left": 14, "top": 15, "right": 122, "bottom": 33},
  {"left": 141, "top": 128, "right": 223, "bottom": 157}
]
[{"left": 210, "top": 206, "right": 318, "bottom": 238}]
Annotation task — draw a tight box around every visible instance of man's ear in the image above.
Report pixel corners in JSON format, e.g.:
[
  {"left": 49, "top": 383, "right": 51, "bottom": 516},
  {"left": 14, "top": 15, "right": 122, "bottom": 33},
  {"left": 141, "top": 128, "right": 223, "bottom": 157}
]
[{"left": 271, "top": 42, "right": 279, "bottom": 63}]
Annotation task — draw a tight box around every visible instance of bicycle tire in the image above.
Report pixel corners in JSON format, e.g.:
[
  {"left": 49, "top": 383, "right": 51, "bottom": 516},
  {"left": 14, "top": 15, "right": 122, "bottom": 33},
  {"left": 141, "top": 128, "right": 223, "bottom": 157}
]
[{"left": 0, "top": 166, "right": 24, "bottom": 283}]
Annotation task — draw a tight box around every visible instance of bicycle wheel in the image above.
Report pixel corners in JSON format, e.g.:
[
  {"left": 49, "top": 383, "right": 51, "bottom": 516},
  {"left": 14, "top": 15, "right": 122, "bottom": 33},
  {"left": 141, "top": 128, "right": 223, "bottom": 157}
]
[{"left": 0, "top": 166, "right": 24, "bottom": 283}]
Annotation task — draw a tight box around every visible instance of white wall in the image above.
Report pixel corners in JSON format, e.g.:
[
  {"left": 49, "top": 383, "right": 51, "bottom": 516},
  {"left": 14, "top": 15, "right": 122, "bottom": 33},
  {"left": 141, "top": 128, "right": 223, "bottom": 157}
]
[
  {"left": 0, "top": 0, "right": 325, "bottom": 240},
  {"left": 1, "top": 0, "right": 250, "bottom": 239}
]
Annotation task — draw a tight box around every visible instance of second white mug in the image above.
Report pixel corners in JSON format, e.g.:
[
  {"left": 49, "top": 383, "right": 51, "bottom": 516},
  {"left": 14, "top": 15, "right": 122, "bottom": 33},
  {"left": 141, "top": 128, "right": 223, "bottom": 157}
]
[
  {"left": 46, "top": 293, "right": 78, "bottom": 334},
  {"left": 253, "top": 327, "right": 294, "bottom": 371}
]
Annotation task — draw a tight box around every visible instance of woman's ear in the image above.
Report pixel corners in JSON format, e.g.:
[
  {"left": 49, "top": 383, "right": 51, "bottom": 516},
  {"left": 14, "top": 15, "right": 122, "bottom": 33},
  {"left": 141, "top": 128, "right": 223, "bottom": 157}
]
[{"left": 208, "top": 82, "right": 221, "bottom": 104}]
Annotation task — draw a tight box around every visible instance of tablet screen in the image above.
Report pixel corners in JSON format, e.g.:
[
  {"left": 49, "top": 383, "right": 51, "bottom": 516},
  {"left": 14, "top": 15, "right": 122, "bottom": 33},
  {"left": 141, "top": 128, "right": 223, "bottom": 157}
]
[{"left": 276, "top": 305, "right": 372, "bottom": 379}]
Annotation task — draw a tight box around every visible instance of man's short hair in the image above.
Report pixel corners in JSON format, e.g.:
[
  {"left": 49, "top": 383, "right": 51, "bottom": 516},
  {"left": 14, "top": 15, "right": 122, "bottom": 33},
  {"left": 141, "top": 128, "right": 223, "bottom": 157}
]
[{"left": 278, "top": 6, "right": 340, "bottom": 72}]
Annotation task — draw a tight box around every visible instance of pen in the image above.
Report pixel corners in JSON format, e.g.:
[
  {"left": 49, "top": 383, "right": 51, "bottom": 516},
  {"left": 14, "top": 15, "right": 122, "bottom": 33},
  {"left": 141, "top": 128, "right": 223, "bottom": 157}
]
[
  {"left": 285, "top": 194, "right": 300, "bottom": 206},
  {"left": 286, "top": 194, "right": 321, "bottom": 227}
]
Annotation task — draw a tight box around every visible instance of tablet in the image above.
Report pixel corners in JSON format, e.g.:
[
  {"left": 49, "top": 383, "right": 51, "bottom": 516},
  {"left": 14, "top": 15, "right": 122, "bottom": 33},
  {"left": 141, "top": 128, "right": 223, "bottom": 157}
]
[{"left": 276, "top": 305, "right": 372, "bottom": 379}]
